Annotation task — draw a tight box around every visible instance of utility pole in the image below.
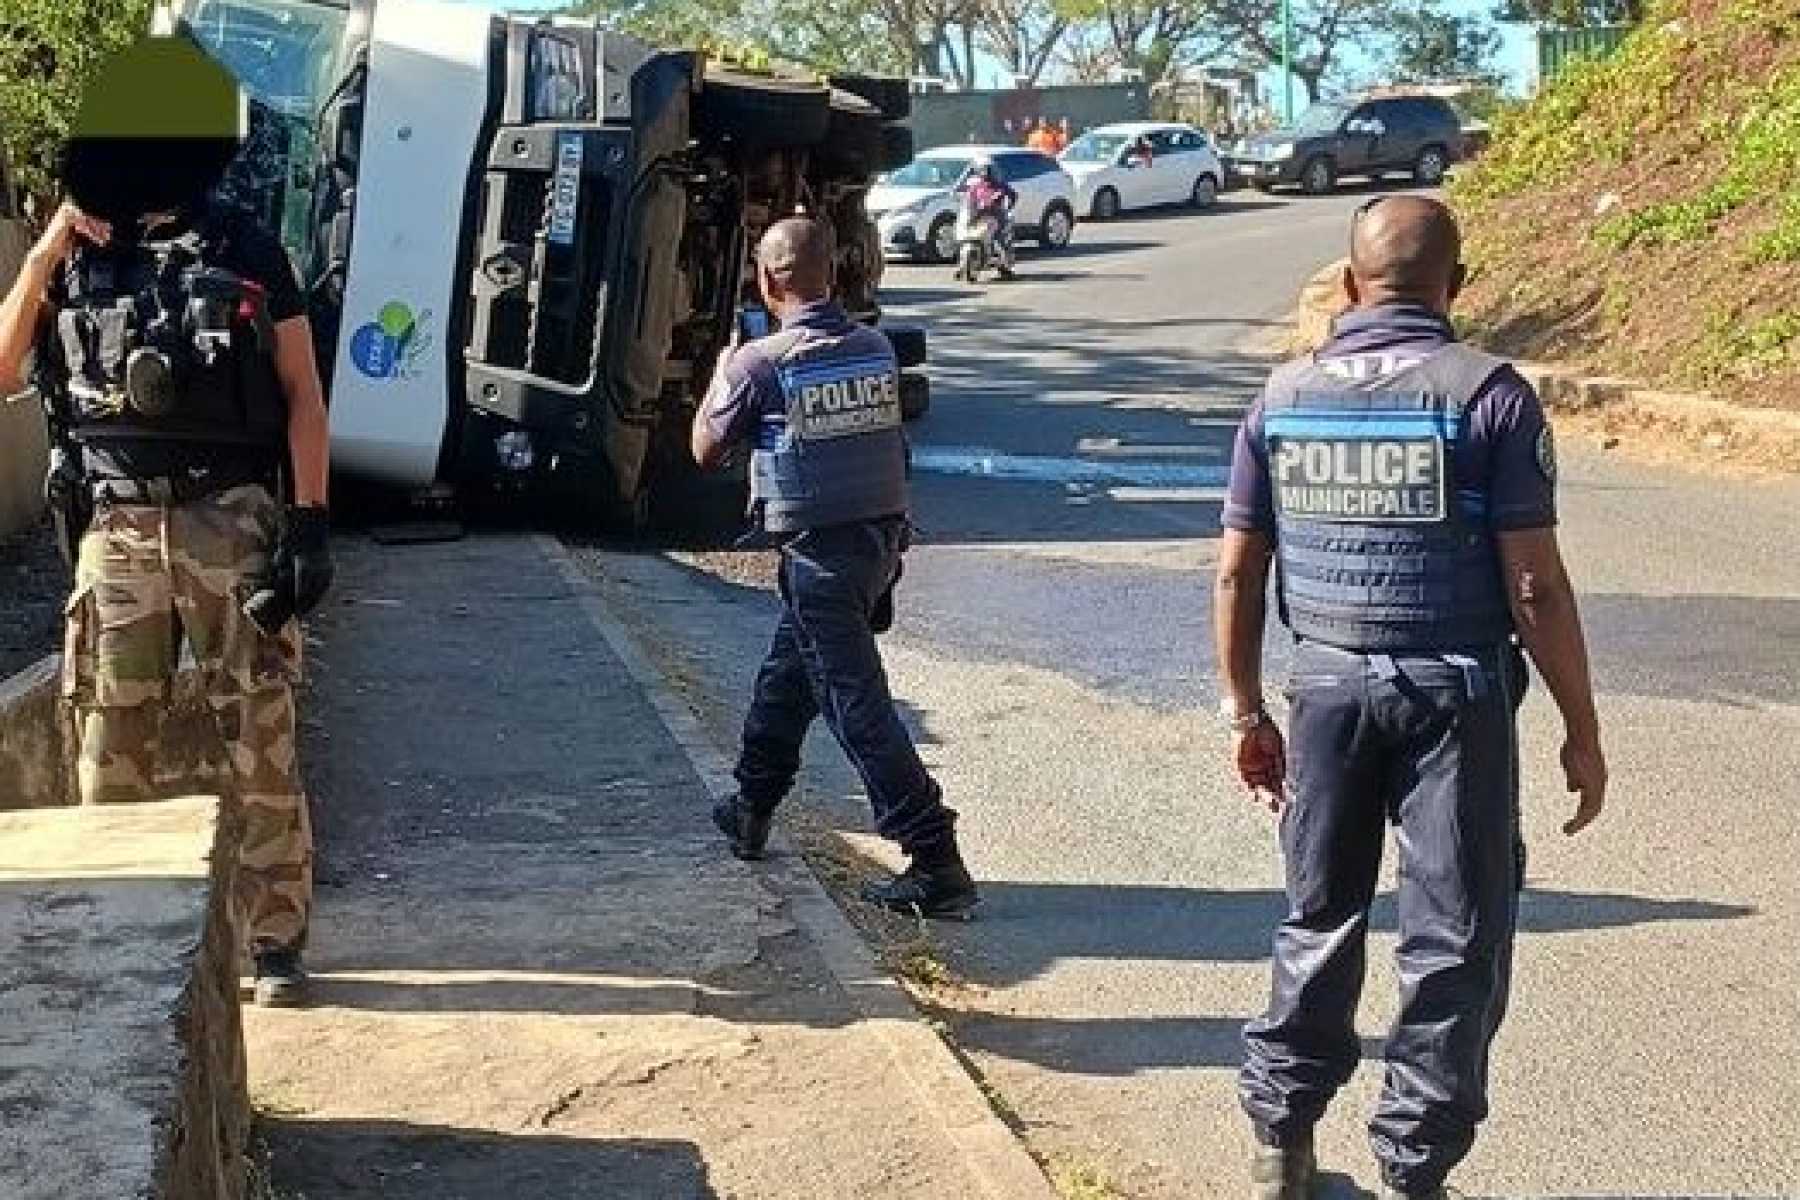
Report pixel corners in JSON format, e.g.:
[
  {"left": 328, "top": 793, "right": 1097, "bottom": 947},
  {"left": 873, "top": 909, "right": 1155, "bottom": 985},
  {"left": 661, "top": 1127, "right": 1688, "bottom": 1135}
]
[{"left": 1281, "top": 0, "right": 1294, "bottom": 122}]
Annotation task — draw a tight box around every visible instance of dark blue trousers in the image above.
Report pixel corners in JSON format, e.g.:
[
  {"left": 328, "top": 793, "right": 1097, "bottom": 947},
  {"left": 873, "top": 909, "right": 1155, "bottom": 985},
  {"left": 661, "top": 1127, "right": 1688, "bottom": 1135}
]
[
  {"left": 1240, "top": 640, "right": 1526, "bottom": 1194},
  {"left": 734, "top": 517, "right": 957, "bottom": 857}
]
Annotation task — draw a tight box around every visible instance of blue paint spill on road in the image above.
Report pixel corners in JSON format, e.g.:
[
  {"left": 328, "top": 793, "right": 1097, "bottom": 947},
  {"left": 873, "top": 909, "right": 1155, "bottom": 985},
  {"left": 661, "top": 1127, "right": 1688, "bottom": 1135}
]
[{"left": 911, "top": 446, "right": 1232, "bottom": 489}]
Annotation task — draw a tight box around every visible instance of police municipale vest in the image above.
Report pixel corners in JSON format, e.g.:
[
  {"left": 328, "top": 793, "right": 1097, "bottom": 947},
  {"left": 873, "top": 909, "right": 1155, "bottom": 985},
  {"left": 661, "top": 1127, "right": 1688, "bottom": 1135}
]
[
  {"left": 1262, "top": 343, "right": 1514, "bottom": 652},
  {"left": 749, "top": 320, "right": 909, "bottom": 534}
]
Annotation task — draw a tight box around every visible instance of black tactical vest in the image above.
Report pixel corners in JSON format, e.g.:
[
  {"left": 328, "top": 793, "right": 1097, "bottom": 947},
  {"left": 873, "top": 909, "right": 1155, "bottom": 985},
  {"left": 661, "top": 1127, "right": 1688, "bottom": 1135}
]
[
  {"left": 748, "top": 320, "right": 909, "bottom": 534},
  {"left": 42, "top": 212, "right": 286, "bottom": 455},
  {"left": 1262, "top": 343, "right": 1515, "bottom": 652}
]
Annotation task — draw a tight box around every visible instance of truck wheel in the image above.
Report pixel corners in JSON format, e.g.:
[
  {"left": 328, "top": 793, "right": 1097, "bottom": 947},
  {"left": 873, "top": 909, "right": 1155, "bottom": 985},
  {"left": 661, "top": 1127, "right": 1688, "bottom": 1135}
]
[
  {"left": 828, "top": 73, "right": 911, "bottom": 121},
  {"left": 697, "top": 67, "right": 831, "bottom": 148},
  {"left": 1414, "top": 144, "right": 1448, "bottom": 186},
  {"left": 900, "top": 372, "right": 929, "bottom": 421},
  {"left": 884, "top": 323, "right": 927, "bottom": 368},
  {"left": 879, "top": 123, "right": 915, "bottom": 172},
  {"left": 816, "top": 91, "right": 886, "bottom": 179}
]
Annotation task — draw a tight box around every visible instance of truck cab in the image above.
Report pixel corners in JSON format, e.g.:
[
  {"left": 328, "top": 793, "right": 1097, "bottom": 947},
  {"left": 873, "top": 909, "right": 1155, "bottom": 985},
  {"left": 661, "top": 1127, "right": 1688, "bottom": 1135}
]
[{"left": 168, "top": 0, "right": 921, "bottom": 530}]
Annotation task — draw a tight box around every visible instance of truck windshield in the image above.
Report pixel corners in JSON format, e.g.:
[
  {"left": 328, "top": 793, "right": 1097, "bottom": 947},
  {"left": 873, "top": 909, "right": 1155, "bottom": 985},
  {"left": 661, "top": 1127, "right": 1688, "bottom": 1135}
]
[{"left": 179, "top": 0, "right": 352, "bottom": 261}]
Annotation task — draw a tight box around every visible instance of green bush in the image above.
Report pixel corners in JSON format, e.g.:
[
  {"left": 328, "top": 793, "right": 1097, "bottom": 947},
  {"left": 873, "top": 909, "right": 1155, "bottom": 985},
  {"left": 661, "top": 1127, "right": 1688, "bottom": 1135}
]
[{"left": 0, "top": 0, "right": 155, "bottom": 203}]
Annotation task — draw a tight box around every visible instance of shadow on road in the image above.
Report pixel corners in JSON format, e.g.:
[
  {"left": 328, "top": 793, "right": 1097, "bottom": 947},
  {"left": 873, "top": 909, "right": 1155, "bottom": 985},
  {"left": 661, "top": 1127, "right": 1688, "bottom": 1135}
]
[
  {"left": 263, "top": 1118, "right": 719, "bottom": 1198},
  {"left": 953, "top": 1010, "right": 1386, "bottom": 1075},
  {"left": 927, "top": 881, "right": 1754, "bottom": 988}
]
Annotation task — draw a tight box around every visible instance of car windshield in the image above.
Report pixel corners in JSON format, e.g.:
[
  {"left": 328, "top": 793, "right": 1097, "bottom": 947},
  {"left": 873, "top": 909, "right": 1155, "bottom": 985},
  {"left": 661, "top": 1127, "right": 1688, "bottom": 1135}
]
[
  {"left": 1291, "top": 103, "right": 1350, "bottom": 136},
  {"left": 177, "top": 0, "right": 352, "bottom": 260},
  {"left": 887, "top": 156, "right": 973, "bottom": 187},
  {"left": 1062, "top": 132, "right": 1131, "bottom": 163}
]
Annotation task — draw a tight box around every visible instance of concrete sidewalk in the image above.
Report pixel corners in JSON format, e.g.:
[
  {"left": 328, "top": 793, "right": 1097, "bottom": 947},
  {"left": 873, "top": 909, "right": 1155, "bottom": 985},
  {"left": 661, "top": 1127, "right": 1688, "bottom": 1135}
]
[{"left": 246, "top": 532, "right": 1052, "bottom": 1199}]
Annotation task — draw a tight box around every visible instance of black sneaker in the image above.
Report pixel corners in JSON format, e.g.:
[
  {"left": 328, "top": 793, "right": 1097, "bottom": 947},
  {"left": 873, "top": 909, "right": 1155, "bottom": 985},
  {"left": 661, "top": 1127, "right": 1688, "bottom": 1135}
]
[
  {"left": 1381, "top": 1187, "right": 1462, "bottom": 1200},
  {"left": 1252, "top": 1135, "right": 1315, "bottom": 1200},
  {"left": 252, "top": 948, "right": 308, "bottom": 1008},
  {"left": 712, "top": 795, "right": 773, "bottom": 861},
  {"left": 860, "top": 857, "right": 979, "bottom": 920}
]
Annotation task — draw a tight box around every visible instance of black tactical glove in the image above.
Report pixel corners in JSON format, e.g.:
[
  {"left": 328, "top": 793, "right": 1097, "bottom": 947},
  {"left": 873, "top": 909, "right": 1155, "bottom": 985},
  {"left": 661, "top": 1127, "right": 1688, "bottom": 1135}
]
[
  {"left": 243, "top": 505, "right": 333, "bottom": 636},
  {"left": 44, "top": 447, "right": 91, "bottom": 565}
]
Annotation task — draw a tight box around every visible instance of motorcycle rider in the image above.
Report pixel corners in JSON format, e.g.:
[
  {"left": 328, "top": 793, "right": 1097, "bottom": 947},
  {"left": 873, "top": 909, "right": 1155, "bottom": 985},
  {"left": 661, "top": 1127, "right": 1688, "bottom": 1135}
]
[{"left": 957, "top": 158, "right": 1018, "bottom": 278}]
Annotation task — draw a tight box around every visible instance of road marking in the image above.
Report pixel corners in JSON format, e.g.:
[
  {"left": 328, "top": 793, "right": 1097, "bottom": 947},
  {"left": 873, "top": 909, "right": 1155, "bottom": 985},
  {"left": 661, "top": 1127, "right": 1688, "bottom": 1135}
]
[
  {"left": 911, "top": 445, "right": 1231, "bottom": 488},
  {"left": 1076, "top": 436, "right": 1225, "bottom": 459},
  {"left": 1104, "top": 486, "right": 1227, "bottom": 503}
]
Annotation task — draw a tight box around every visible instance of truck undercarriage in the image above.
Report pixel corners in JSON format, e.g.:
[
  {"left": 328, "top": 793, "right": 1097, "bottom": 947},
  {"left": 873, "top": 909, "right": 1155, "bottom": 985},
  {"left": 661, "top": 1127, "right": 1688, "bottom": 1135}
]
[{"left": 177, "top": 0, "right": 923, "bottom": 532}]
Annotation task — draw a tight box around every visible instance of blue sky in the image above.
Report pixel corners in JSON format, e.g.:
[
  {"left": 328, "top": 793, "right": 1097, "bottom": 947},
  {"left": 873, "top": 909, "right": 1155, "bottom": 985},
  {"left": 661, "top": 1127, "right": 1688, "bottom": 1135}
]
[{"left": 446, "top": 0, "right": 1537, "bottom": 95}]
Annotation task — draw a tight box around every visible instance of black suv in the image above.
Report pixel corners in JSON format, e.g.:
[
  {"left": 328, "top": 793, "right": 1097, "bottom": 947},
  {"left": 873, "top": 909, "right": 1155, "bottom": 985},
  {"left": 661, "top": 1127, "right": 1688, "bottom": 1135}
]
[{"left": 1226, "top": 95, "right": 1466, "bottom": 195}]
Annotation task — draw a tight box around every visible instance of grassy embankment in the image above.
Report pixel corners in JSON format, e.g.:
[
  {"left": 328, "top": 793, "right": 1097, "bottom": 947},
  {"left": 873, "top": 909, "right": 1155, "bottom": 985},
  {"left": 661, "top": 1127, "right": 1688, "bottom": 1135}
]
[{"left": 1452, "top": 0, "right": 1800, "bottom": 409}]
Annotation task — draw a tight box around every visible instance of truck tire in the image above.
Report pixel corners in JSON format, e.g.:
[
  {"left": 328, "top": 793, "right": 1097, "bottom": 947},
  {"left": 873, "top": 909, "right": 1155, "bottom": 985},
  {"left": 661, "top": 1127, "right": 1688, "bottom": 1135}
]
[
  {"left": 696, "top": 67, "right": 831, "bottom": 148},
  {"left": 828, "top": 73, "right": 911, "bottom": 121},
  {"left": 900, "top": 372, "right": 929, "bottom": 421},
  {"left": 816, "top": 91, "right": 886, "bottom": 179},
  {"left": 879, "top": 123, "right": 915, "bottom": 172},
  {"left": 884, "top": 323, "right": 927, "bottom": 369}
]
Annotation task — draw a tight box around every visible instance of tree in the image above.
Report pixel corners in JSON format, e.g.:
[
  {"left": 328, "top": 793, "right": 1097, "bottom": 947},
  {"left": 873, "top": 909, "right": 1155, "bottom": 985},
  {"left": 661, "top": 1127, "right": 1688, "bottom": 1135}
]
[
  {"left": 1056, "top": 0, "right": 1223, "bottom": 83},
  {"left": 0, "top": 0, "right": 155, "bottom": 204},
  {"left": 1385, "top": 5, "right": 1503, "bottom": 83},
  {"left": 569, "top": 0, "right": 906, "bottom": 75},
  {"left": 1204, "top": 0, "right": 1394, "bottom": 103},
  {"left": 973, "top": 0, "right": 1075, "bottom": 86}
]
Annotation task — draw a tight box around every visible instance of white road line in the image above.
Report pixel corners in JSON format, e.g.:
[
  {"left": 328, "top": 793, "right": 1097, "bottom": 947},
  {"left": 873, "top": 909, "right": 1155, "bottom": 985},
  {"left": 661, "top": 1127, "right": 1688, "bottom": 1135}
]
[{"left": 911, "top": 445, "right": 1231, "bottom": 488}]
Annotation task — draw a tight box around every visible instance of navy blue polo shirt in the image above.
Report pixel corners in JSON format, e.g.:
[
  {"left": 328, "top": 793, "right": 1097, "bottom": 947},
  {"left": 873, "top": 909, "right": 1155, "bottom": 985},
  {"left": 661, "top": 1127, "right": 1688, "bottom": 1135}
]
[
  {"left": 1223, "top": 303, "right": 1558, "bottom": 535},
  {"left": 701, "top": 301, "right": 880, "bottom": 450}
]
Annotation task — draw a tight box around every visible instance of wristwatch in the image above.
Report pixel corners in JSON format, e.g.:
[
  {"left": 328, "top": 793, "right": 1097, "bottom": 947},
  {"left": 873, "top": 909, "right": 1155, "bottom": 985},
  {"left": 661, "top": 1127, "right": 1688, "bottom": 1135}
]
[{"left": 1219, "top": 698, "right": 1268, "bottom": 733}]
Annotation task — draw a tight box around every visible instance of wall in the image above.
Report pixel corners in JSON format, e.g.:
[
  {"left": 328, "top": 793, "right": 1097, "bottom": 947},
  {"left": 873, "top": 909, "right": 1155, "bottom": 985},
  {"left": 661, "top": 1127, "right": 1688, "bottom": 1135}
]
[
  {"left": 0, "top": 215, "right": 48, "bottom": 539},
  {"left": 909, "top": 83, "right": 1152, "bottom": 151}
]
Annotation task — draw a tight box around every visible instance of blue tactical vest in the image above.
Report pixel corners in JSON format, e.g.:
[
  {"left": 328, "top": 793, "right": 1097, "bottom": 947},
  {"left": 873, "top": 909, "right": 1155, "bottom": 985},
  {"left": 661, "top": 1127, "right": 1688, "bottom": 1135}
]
[
  {"left": 1261, "top": 342, "right": 1515, "bottom": 652},
  {"left": 749, "top": 321, "right": 909, "bottom": 534}
]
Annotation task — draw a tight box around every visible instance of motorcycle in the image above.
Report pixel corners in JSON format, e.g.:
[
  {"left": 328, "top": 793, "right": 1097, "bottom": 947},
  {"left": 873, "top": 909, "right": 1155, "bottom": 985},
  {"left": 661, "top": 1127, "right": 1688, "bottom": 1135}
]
[{"left": 953, "top": 194, "right": 1014, "bottom": 284}]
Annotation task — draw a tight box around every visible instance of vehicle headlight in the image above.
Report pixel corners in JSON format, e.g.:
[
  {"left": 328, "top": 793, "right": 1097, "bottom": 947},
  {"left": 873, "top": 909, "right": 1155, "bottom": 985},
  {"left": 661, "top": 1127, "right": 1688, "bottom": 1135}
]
[
  {"left": 891, "top": 199, "right": 929, "bottom": 218},
  {"left": 1270, "top": 143, "right": 1296, "bottom": 161}
]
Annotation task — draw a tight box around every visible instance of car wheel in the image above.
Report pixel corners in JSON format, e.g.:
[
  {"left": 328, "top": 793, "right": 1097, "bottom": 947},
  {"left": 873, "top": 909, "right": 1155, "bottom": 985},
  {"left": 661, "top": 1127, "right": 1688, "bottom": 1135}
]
[
  {"left": 1092, "top": 187, "right": 1121, "bottom": 220},
  {"left": 1300, "top": 156, "right": 1335, "bottom": 196},
  {"left": 695, "top": 67, "right": 831, "bottom": 148},
  {"left": 926, "top": 215, "right": 957, "bottom": 264},
  {"left": 1038, "top": 203, "right": 1074, "bottom": 250},
  {"left": 1414, "top": 145, "right": 1448, "bottom": 186},
  {"left": 1190, "top": 172, "right": 1219, "bottom": 208}
]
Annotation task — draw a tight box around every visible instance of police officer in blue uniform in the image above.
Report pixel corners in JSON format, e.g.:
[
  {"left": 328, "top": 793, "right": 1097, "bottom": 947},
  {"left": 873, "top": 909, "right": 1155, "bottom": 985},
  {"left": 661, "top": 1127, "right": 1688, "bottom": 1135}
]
[
  {"left": 694, "top": 217, "right": 977, "bottom": 918},
  {"left": 1214, "top": 197, "right": 1608, "bottom": 1199}
]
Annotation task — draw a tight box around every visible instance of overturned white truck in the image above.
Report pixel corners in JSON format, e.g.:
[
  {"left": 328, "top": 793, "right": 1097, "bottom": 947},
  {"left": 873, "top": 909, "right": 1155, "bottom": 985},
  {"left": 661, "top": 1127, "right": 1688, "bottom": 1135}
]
[{"left": 167, "top": 0, "right": 925, "bottom": 528}]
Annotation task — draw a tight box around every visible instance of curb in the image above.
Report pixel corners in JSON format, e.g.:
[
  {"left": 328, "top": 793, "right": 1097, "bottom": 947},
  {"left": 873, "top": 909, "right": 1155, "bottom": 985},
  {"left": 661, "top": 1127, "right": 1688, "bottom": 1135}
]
[
  {"left": 0, "top": 654, "right": 66, "bottom": 810},
  {"left": 1512, "top": 361, "right": 1800, "bottom": 471},
  {"left": 537, "top": 535, "right": 1059, "bottom": 1200}
]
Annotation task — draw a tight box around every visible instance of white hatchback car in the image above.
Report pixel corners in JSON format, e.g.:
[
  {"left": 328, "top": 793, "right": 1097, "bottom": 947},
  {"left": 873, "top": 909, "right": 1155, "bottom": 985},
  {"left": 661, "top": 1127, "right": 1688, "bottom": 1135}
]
[
  {"left": 1059, "top": 121, "right": 1226, "bottom": 220},
  {"left": 868, "top": 144, "right": 1077, "bottom": 263}
]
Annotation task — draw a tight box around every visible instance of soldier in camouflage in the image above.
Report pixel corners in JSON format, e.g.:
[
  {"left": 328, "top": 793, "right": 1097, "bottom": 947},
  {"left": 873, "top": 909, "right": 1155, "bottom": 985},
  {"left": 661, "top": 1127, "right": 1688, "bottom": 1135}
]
[{"left": 0, "top": 35, "right": 333, "bottom": 1006}]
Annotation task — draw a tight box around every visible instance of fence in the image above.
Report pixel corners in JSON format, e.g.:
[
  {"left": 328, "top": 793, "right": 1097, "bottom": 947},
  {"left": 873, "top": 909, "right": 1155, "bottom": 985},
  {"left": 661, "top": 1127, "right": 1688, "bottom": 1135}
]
[{"left": 1537, "top": 25, "right": 1633, "bottom": 84}]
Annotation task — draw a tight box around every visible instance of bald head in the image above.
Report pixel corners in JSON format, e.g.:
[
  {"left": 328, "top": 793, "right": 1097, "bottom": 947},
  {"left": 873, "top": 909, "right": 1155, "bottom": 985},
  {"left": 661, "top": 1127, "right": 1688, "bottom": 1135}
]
[
  {"left": 757, "top": 217, "right": 835, "bottom": 307},
  {"left": 1346, "top": 196, "right": 1464, "bottom": 313}
]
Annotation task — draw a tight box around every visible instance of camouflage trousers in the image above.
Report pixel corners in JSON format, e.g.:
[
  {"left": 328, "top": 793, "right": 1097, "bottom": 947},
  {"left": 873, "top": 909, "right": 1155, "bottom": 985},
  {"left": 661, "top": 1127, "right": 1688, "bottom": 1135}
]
[{"left": 61, "top": 484, "right": 313, "bottom": 955}]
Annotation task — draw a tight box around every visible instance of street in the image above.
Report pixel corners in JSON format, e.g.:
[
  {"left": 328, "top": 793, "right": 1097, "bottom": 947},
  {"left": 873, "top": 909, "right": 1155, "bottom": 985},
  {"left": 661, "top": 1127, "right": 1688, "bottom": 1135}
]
[{"left": 582, "top": 188, "right": 1800, "bottom": 1198}]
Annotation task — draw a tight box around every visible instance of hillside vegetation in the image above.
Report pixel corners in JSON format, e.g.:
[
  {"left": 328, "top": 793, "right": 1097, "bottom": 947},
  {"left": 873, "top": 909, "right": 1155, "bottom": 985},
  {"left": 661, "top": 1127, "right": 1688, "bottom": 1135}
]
[{"left": 1451, "top": 0, "right": 1800, "bottom": 408}]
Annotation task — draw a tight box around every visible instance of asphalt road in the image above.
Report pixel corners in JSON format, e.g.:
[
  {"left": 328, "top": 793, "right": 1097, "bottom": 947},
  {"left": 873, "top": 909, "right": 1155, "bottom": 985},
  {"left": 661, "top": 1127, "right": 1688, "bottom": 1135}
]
[{"left": 591, "top": 187, "right": 1800, "bottom": 1198}]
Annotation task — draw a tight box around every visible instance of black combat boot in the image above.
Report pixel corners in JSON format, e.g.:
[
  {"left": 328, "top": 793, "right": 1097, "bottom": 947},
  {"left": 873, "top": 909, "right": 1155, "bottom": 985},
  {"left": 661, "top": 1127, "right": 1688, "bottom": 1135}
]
[
  {"left": 712, "top": 794, "right": 774, "bottom": 861},
  {"left": 1251, "top": 1132, "right": 1315, "bottom": 1200},
  {"left": 860, "top": 842, "right": 979, "bottom": 919},
  {"left": 252, "top": 947, "right": 308, "bottom": 1008}
]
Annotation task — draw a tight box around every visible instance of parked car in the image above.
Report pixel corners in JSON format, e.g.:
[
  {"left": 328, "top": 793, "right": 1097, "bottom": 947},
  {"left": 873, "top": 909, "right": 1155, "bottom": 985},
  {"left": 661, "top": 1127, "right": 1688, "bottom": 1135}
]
[
  {"left": 1226, "top": 95, "right": 1466, "bottom": 195},
  {"left": 868, "top": 145, "right": 1076, "bottom": 263},
  {"left": 1058, "top": 121, "right": 1225, "bottom": 220}
]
